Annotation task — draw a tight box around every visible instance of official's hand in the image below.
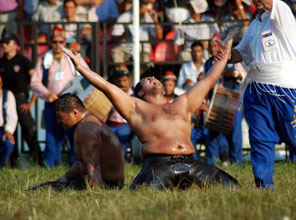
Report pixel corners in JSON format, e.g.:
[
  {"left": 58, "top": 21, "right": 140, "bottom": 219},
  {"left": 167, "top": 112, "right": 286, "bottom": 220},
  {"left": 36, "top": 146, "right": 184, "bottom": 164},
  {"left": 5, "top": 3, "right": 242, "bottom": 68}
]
[
  {"left": 47, "top": 92, "right": 58, "bottom": 103},
  {"left": 20, "top": 102, "right": 33, "bottom": 113},
  {"left": 3, "top": 131, "right": 15, "bottom": 144}
]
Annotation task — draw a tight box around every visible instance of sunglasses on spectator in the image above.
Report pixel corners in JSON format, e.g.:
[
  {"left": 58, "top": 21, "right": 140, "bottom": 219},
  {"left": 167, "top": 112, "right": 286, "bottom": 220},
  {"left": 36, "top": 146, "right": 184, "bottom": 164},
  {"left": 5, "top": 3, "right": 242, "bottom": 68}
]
[{"left": 52, "top": 40, "right": 65, "bottom": 44}]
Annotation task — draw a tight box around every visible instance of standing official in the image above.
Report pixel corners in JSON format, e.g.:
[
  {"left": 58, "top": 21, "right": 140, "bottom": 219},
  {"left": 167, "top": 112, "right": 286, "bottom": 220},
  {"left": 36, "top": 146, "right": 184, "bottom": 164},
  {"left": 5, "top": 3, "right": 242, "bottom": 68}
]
[
  {"left": 217, "top": 0, "right": 296, "bottom": 189},
  {"left": 0, "top": 32, "right": 42, "bottom": 166}
]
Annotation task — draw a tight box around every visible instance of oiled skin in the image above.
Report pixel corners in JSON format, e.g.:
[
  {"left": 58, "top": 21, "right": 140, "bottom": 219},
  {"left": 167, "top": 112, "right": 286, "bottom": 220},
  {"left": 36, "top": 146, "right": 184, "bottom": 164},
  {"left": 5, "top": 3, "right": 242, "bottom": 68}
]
[{"left": 65, "top": 113, "right": 125, "bottom": 187}]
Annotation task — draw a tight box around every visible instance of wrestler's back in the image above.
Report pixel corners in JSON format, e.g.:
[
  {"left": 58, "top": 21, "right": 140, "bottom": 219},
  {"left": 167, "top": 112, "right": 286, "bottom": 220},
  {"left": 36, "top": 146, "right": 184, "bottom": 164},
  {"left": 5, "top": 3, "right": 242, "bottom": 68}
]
[
  {"left": 132, "top": 101, "right": 195, "bottom": 156},
  {"left": 75, "top": 114, "right": 125, "bottom": 184}
]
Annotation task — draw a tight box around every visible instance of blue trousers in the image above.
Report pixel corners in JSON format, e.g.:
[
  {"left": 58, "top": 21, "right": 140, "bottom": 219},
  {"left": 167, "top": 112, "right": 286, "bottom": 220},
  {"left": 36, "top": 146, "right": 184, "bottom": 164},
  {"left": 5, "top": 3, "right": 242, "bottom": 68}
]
[
  {"left": 205, "top": 130, "right": 229, "bottom": 165},
  {"left": 289, "top": 148, "right": 296, "bottom": 162},
  {"left": 0, "top": 130, "right": 14, "bottom": 168},
  {"left": 244, "top": 83, "right": 296, "bottom": 189},
  {"left": 44, "top": 103, "right": 75, "bottom": 168},
  {"left": 226, "top": 109, "right": 243, "bottom": 165},
  {"left": 110, "top": 123, "right": 132, "bottom": 160}
]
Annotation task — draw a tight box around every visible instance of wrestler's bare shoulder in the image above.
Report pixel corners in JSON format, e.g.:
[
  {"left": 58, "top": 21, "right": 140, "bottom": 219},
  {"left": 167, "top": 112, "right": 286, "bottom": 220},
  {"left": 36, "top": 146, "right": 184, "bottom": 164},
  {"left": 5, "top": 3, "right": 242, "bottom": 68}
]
[
  {"left": 83, "top": 113, "right": 104, "bottom": 126},
  {"left": 75, "top": 116, "right": 106, "bottom": 138}
]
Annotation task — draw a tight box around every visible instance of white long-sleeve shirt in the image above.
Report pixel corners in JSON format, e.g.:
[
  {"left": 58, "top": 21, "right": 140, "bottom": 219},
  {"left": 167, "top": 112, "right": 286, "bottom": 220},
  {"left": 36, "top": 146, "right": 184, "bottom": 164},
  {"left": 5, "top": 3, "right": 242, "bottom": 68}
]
[
  {"left": 177, "top": 61, "right": 204, "bottom": 90},
  {"left": 0, "top": 90, "right": 18, "bottom": 134},
  {"left": 234, "top": 0, "right": 296, "bottom": 87}
]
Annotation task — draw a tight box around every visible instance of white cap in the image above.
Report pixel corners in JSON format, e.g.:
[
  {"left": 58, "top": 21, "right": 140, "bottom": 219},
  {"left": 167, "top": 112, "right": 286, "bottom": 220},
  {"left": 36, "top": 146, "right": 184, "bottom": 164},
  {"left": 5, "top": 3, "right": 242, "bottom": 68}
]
[{"left": 189, "top": 0, "right": 208, "bottom": 14}]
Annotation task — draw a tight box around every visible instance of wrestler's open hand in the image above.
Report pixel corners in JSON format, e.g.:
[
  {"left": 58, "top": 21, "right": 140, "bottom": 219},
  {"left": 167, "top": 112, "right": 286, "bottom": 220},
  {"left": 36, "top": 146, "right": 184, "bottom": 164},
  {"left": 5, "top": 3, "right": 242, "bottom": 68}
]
[
  {"left": 215, "top": 28, "right": 239, "bottom": 61},
  {"left": 60, "top": 45, "right": 82, "bottom": 68}
]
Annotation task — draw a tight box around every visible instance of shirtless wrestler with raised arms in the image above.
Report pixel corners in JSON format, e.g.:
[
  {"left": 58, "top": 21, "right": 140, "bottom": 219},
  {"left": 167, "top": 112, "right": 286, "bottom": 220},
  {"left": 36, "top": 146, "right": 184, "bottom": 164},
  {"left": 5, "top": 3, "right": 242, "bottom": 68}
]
[
  {"left": 61, "top": 29, "right": 240, "bottom": 190},
  {"left": 30, "top": 94, "right": 124, "bottom": 190}
]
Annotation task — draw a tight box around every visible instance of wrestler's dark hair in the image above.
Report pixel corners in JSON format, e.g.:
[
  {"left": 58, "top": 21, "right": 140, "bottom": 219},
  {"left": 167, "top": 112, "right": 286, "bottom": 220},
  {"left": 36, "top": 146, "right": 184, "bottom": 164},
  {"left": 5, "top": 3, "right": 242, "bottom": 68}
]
[
  {"left": 55, "top": 93, "right": 85, "bottom": 113},
  {"left": 134, "top": 81, "right": 144, "bottom": 99},
  {"left": 191, "top": 41, "right": 204, "bottom": 50}
]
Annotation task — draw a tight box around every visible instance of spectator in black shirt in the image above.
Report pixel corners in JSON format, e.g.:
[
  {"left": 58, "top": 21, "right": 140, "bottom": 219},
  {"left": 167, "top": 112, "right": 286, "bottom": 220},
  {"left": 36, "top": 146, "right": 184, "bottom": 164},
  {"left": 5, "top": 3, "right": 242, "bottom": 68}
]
[{"left": 0, "top": 32, "right": 43, "bottom": 166}]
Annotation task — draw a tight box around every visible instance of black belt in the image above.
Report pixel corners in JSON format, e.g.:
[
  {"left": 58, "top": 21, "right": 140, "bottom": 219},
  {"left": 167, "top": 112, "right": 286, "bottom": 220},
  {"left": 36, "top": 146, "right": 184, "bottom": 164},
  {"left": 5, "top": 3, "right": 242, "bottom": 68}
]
[{"left": 144, "top": 154, "right": 195, "bottom": 163}]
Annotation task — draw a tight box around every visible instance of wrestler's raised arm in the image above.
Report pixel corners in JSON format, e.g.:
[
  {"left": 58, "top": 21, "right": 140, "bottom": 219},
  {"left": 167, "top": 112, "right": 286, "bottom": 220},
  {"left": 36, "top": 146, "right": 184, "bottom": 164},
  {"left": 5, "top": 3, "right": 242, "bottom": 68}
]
[
  {"left": 184, "top": 28, "right": 238, "bottom": 115},
  {"left": 60, "top": 46, "right": 136, "bottom": 121}
]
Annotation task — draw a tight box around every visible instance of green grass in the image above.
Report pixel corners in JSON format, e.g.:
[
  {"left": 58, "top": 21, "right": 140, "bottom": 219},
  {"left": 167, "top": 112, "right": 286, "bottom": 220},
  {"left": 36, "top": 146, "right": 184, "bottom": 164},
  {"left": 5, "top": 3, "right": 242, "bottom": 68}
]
[{"left": 0, "top": 162, "right": 296, "bottom": 220}]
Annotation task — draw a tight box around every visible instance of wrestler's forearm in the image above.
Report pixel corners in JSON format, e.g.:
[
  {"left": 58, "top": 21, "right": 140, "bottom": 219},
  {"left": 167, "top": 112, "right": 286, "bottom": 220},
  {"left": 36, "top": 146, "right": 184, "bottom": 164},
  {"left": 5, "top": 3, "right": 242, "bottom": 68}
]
[
  {"left": 87, "top": 163, "right": 103, "bottom": 187},
  {"left": 186, "top": 54, "right": 230, "bottom": 113},
  {"left": 64, "top": 161, "right": 82, "bottom": 180},
  {"left": 76, "top": 65, "right": 135, "bottom": 120}
]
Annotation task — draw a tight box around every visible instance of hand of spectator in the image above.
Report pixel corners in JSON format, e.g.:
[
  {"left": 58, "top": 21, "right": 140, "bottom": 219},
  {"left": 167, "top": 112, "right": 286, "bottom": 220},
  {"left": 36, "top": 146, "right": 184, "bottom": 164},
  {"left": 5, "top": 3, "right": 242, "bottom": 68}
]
[
  {"left": 215, "top": 28, "right": 239, "bottom": 61},
  {"left": 3, "top": 131, "right": 15, "bottom": 144},
  {"left": 235, "top": 0, "right": 244, "bottom": 8},
  {"left": 20, "top": 102, "right": 33, "bottom": 113},
  {"left": 47, "top": 92, "right": 58, "bottom": 103},
  {"left": 199, "top": 103, "right": 209, "bottom": 112},
  {"left": 148, "top": 9, "right": 159, "bottom": 23},
  {"left": 60, "top": 46, "right": 82, "bottom": 69},
  {"left": 184, "top": 79, "right": 193, "bottom": 89}
]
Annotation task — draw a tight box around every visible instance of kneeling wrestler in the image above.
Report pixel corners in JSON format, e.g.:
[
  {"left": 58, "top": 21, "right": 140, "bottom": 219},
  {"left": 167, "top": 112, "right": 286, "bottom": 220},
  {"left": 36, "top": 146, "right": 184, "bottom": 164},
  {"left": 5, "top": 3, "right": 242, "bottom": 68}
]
[{"left": 30, "top": 93, "right": 124, "bottom": 190}]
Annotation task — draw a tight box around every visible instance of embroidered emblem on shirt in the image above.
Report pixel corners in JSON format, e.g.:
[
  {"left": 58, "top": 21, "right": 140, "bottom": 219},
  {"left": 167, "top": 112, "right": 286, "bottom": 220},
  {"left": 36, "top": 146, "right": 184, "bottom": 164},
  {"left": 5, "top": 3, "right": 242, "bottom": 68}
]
[
  {"left": 262, "top": 32, "right": 272, "bottom": 38},
  {"left": 264, "top": 39, "right": 275, "bottom": 48}
]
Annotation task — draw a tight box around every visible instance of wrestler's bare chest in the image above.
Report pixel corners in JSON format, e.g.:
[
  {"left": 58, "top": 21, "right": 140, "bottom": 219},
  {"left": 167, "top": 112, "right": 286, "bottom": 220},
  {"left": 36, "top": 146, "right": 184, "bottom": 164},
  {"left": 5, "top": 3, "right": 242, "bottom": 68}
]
[{"left": 149, "top": 105, "right": 187, "bottom": 122}]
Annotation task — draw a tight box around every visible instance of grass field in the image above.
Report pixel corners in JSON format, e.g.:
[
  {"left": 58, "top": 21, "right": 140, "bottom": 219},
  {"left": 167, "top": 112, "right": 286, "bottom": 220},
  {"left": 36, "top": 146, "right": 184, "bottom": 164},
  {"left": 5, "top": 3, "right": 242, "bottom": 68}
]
[{"left": 0, "top": 161, "right": 296, "bottom": 220}]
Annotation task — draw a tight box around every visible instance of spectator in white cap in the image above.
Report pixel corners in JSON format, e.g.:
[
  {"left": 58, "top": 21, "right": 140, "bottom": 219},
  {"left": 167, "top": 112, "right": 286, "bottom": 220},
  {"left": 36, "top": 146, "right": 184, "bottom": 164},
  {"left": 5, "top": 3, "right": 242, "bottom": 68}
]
[{"left": 174, "top": 0, "right": 219, "bottom": 62}]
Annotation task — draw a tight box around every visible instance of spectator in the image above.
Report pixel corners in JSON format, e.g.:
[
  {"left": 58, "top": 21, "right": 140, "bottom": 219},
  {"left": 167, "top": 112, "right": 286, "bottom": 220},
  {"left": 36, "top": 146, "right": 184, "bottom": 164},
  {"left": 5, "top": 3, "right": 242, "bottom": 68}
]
[
  {"left": 0, "top": 75, "right": 18, "bottom": 169},
  {"left": 111, "top": 0, "right": 163, "bottom": 72},
  {"left": 30, "top": 26, "right": 89, "bottom": 168},
  {"left": 174, "top": 0, "right": 219, "bottom": 61},
  {"left": 204, "top": 33, "right": 244, "bottom": 166},
  {"left": 162, "top": 71, "right": 177, "bottom": 103},
  {"left": 0, "top": 31, "right": 43, "bottom": 166},
  {"left": 24, "top": 0, "right": 39, "bottom": 22},
  {"left": 146, "top": 0, "right": 165, "bottom": 23},
  {"left": 60, "top": 0, "right": 92, "bottom": 44},
  {"left": 0, "top": 0, "right": 24, "bottom": 36},
  {"left": 177, "top": 41, "right": 204, "bottom": 91},
  {"left": 164, "top": 0, "right": 190, "bottom": 26},
  {"left": 106, "top": 65, "right": 134, "bottom": 161},
  {"left": 207, "top": 0, "right": 251, "bottom": 39},
  {"left": 96, "top": 0, "right": 119, "bottom": 23},
  {"left": 76, "top": 0, "right": 103, "bottom": 22},
  {"left": 32, "top": 0, "right": 64, "bottom": 43},
  {"left": 116, "top": 0, "right": 132, "bottom": 14}
]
